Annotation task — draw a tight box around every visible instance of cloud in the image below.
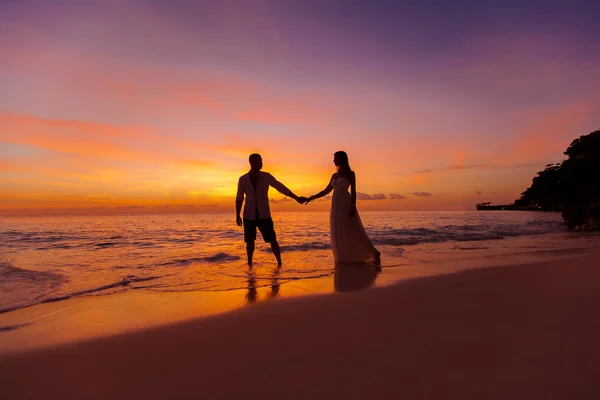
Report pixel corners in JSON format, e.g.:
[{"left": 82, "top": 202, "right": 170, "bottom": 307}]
[
  {"left": 409, "top": 192, "right": 432, "bottom": 197},
  {"left": 316, "top": 195, "right": 332, "bottom": 203},
  {"left": 388, "top": 193, "right": 406, "bottom": 200},
  {"left": 356, "top": 193, "right": 388, "bottom": 201},
  {"left": 0, "top": 112, "right": 217, "bottom": 163},
  {"left": 449, "top": 163, "right": 540, "bottom": 170},
  {"left": 475, "top": 190, "right": 497, "bottom": 196},
  {"left": 448, "top": 164, "right": 483, "bottom": 170},
  {"left": 270, "top": 197, "right": 293, "bottom": 204},
  {"left": 417, "top": 162, "right": 544, "bottom": 174}
]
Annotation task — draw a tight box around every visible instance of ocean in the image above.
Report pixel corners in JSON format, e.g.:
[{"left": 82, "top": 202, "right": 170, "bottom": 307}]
[{"left": 1, "top": 210, "right": 598, "bottom": 314}]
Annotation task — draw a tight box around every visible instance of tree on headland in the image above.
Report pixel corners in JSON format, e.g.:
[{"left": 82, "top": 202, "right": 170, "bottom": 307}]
[
  {"left": 515, "top": 130, "right": 600, "bottom": 229},
  {"left": 514, "top": 163, "right": 563, "bottom": 210}
]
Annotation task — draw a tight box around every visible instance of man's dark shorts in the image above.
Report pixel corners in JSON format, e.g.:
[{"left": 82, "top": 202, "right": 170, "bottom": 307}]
[{"left": 243, "top": 218, "right": 277, "bottom": 243}]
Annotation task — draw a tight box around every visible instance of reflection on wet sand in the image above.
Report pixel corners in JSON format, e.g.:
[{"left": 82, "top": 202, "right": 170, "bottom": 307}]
[
  {"left": 245, "top": 267, "right": 281, "bottom": 304},
  {"left": 245, "top": 272, "right": 258, "bottom": 304},
  {"left": 334, "top": 263, "right": 381, "bottom": 292},
  {"left": 244, "top": 262, "right": 380, "bottom": 304},
  {"left": 266, "top": 267, "right": 281, "bottom": 299}
]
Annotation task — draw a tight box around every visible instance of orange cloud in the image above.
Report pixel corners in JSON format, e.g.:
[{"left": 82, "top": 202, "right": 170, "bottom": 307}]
[{"left": 0, "top": 112, "right": 217, "bottom": 162}]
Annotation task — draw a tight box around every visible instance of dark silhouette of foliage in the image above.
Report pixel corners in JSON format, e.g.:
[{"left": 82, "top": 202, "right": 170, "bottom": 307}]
[{"left": 515, "top": 130, "right": 600, "bottom": 228}]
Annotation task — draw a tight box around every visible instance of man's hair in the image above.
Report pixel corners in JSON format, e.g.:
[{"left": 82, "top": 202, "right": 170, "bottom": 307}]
[{"left": 249, "top": 153, "right": 261, "bottom": 163}]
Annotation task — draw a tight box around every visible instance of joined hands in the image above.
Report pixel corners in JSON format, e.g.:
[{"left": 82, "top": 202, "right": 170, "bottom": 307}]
[
  {"left": 296, "top": 195, "right": 314, "bottom": 205},
  {"left": 296, "top": 196, "right": 308, "bottom": 204},
  {"left": 301, "top": 195, "right": 314, "bottom": 205}
]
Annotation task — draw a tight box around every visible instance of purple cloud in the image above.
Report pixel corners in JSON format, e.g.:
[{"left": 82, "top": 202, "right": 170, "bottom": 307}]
[
  {"left": 420, "top": 162, "right": 544, "bottom": 174},
  {"left": 316, "top": 195, "right": 332, "bottom": 203},
  {"left": 448, "top": 164, "right": 483, "bottom": 170},
  {"left": 409, "top": 192, "right": 432, "bottom": 197},
  {"left": 270, "top": 197, "right": 293, "bottom": 203},
  {"left": 356, "top": 192, "right": 374, "bottom": 201}
]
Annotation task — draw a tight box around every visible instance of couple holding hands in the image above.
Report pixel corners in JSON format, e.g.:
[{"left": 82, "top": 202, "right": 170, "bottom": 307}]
[{"left": 236, "top": 152, "right": 381, "bottom": 266}]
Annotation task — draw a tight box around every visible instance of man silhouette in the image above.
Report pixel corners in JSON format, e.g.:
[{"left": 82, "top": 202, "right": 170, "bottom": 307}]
[{"left": 236, "top": 154, "right": 306, "bottom": 266}]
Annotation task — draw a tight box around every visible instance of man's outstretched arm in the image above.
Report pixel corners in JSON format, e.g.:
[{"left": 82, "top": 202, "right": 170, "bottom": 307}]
[{"left": 268, "top": 174, "right": 306, "bottom": 204}]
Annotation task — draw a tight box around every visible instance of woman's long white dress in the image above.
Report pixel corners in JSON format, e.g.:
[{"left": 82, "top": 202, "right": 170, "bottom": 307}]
[{"left": 330, "top": 176, "right": 378, "bottom": 263}]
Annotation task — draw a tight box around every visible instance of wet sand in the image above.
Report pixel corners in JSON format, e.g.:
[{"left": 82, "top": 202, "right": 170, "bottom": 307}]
[{"left": 2, "top": 251, "right": 600, "bottom": 399}]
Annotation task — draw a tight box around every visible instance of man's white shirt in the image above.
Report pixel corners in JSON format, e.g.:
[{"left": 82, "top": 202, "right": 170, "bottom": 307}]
[{"left": 236, "top": 172, "right": 293, "bottom": 220}]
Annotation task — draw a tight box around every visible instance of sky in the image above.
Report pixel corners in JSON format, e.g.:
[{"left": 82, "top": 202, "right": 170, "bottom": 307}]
[{"left": 1, "top": 0, "right": 599, "bottom": 215}]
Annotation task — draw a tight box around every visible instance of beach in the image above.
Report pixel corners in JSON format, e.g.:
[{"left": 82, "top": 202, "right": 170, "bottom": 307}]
[
  {"left": 2, "top": 249, "right": 600, "bottom": 399},
  {"left": 3, "top": 0, "right": 600, "bottom": 397}
]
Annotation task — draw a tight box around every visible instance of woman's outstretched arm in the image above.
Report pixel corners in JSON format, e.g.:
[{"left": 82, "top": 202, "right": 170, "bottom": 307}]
[{"left": 306, "top": 175, "right": 335, "bottom": 203}]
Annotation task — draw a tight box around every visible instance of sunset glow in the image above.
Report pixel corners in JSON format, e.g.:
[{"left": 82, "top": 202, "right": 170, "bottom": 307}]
[{"left": 1, "top": 0, "right": 599, "bottom": 215}]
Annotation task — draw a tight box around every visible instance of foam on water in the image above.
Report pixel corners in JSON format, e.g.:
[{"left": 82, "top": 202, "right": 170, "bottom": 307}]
[{"left": 1, "top": 211, "right": 598, "bottom": 314}]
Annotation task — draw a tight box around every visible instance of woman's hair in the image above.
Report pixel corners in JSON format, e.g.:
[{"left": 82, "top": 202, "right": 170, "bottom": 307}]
[{"left": 334, "top": 151, "right": 351, "bottom": 171}]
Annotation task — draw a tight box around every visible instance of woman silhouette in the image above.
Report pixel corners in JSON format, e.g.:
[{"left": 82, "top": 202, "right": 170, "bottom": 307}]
[{"left": 305, "top": 151, "right": 381, "bottom": 264}]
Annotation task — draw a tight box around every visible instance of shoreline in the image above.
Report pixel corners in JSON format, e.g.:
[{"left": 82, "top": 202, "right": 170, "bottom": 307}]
[
  {"left": 3, "top": 228, "right": 596, "bottom": 317},
  {"left": 3, "top": 210, "right": 591, "bottom": 323},
  {"left": 2, "top": 249, "right": 600, "bottom": 398},
  {"left": 0, "top": 244, "right": 596, "bottom": 355}
]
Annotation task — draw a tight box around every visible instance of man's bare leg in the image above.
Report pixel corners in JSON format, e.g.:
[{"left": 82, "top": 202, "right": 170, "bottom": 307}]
[
  {"left": 270, "top": 240, "right": 282, "bottom": 266},
  {"left": 246, "top": 241, "right": 255, "bottom": 266}
]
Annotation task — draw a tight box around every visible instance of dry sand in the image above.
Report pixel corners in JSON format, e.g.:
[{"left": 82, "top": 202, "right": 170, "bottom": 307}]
[{"left": 2, "top": 251, "right": 600, "bottom": 399}]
